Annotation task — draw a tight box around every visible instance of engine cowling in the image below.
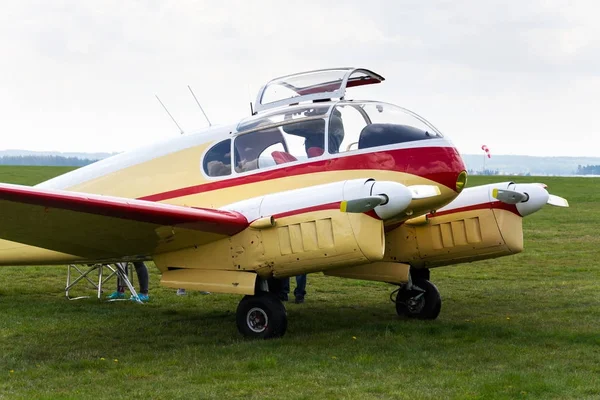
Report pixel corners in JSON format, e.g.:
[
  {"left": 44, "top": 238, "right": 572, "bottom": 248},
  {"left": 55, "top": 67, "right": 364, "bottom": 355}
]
[{"left": 384, "top": 181, "right": 567, "bottom": 268}]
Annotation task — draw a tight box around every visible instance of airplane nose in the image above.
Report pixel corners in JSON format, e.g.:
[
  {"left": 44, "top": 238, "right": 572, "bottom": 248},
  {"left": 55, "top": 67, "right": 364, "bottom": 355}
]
[{"left": 416, "top": 144, "right": 467, "bottom": 194}]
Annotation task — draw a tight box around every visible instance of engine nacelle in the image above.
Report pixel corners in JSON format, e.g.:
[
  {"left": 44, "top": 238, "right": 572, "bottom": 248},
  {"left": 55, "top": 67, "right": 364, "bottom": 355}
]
[
  {"left": 384, "top": 205, "right": 524, "bottom": 268},
  {"left": 154, "top": 207, "right": 385, "bottom": 284}
]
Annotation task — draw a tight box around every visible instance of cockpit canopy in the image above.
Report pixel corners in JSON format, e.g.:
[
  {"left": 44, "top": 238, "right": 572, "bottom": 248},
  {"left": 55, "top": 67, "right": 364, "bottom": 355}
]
[
  {"left": 254, "top": 68, "right": 384, "bottom": 113},
  {"left": 203, "top": 101, "right": 443, "bottom": 178}
]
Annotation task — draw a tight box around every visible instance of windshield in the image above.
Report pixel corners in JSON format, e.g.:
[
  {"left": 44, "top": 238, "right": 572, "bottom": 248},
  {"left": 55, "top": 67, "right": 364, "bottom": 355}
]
[
  {"left": 362, "top": 103, "right": 442, "bottom": 137},
  {"left": 229, "top": 100, "right": 444, "bottom": 175},
  {"left": 328, "top": 101, "right": 443, "bottom": 154}
]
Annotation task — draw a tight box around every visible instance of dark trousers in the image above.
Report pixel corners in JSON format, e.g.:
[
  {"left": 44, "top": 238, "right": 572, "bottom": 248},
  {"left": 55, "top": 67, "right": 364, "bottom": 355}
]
[
  {"left": 117, "top": 261, "right": 149, "bottom": 294},
  {"left": 282, "top": 274, "right": 307, "bottom": 300}
]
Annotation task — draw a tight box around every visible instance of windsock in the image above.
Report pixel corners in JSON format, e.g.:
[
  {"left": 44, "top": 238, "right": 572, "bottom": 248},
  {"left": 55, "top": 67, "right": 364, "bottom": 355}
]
[{"left": 481, "top": 144, "right": 491, "bottom": 158}]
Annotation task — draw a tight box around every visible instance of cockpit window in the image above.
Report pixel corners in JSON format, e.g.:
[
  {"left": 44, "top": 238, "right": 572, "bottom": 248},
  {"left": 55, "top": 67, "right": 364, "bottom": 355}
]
[
  {"left": 329, "top": 102, "right": 442, "bottom": 154},
  {"left": 253, "top": 68, "right": 384, "bottom": 113},
  {"left": 260, "top": 70, "right": 347, "bottom": 105},
  {"left": 364, "top": 103, "right": 442, "bottom": 137},
  {"left": 237, "top": 104, "right": 330, "bottom": 132},
  {"left": 203, "top": 139, "right": 232, "bottom": 177},
  {"left": 281, "top": 119, "right": 326, "bottom": 159},
  {"left": 328, "top": 108, "right": 346, "bottom": 154},
  {"left": 235, "top": 128, "right": 286, "bottom": 173},
  {"left": 234, "top": 118, "right": 326, "bottom": 173},
  {"left": 331, "top": 104, "right": 367, "bottom": 153}
]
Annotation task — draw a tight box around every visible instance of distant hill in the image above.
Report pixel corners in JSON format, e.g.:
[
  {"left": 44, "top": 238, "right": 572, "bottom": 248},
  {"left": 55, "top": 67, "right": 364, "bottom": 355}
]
[
  {"left": 0, "top": 155, "right": 98, "bottom": 167},
  {"left": 461, "top": 154, "right": 600, "bottom": 176},
  {"left": 0, "top": 149, "right": 116, "bottom": 159},
  {"left": 0, "top": 149, "right": 117, "bottom": 167}
]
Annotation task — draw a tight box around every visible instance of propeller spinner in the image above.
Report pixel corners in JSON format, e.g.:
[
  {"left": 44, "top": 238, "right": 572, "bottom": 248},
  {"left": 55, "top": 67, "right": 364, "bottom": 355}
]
[
  {"left": 340, "top": 184, "right": 441, "bottom": 217},
  {"left": 492, "top": 183, "right": 568, "bottom": 217}
]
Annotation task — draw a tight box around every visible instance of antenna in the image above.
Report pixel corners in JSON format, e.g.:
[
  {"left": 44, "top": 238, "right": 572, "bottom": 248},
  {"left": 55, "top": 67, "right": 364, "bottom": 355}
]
[
  {"left": 246, "top": 83, "right": 254, "bottom": 116},
  {"left": 187, "top": 85, "right": 212, "bottom": 127},
  {"left": 155, "top": 94, "right": 184, "bottom": 135}
]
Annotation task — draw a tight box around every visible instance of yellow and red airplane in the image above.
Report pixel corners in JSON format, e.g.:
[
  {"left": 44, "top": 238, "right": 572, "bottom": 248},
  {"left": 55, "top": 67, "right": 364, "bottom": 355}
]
[{"left": 0, "top": 68, "right": 568, "bottom": 338}]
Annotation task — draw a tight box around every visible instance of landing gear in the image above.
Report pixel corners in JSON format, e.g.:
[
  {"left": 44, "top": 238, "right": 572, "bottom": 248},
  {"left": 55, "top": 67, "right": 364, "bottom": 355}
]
[
  {"left": 395, "top": 279, "right": 441, "bottom": 320},
  {"left": 236, "top": 292, "right": 287, "bottom": 339}
]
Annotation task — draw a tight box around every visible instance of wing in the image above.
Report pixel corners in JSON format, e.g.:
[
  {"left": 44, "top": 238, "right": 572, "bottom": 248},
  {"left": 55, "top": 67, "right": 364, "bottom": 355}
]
[{"left": 0, "top": 183, "right": 248, "bottom": 263}]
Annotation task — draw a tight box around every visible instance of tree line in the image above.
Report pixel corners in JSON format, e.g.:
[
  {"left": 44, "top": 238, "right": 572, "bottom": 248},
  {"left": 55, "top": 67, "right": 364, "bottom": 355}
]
[
  {"left": 0, "top": 155, "right": 98, "bottom": 167},
  {"left": 576, "top": 165, "right": 600, "bottom": 175},
  {"left": 467, "top": 169, "right": 501, "bottom": 176}
]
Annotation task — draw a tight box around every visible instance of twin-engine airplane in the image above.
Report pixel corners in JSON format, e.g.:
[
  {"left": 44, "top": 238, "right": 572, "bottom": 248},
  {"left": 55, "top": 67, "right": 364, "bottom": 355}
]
[{"left": 0, "top": 68, "right": 568, "bottom": 339}]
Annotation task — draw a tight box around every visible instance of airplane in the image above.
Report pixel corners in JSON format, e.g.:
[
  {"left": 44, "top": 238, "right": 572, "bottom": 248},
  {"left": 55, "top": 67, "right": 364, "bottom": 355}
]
[{"left": 0, "top": 67, "right": 568, "bottom": 339}]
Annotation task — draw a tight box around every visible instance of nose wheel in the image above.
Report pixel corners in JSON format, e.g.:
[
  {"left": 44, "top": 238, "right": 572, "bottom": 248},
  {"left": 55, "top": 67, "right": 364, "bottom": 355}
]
[
  {"left": 395, "top": 279, "right": 441, "bottom": 320},
  {"left": 236, "top": 292, "right": 287, "bottom": 339}
]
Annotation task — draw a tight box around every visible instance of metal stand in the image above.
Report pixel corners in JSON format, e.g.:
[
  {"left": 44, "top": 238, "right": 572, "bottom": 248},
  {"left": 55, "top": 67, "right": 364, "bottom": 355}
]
[{"left": 65, "top": 262, "right": 141, "bottom": 303}]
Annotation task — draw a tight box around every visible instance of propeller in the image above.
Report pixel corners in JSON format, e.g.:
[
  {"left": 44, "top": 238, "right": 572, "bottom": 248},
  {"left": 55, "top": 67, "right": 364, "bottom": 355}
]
[
  {"left": 492, "top": 188, "right": 529, "bottom": 204},
  {"left": 340, "top": 185, "right": 441, "bottom": 215},
  {"left": 340, "top": 195, "right": 388, "bottom": 213},
  {"left": 547, "top": 194, "right": 569, "bottom": 207},
  {"left": 491, "top": 183, "right": 569, "bottom": 216}
]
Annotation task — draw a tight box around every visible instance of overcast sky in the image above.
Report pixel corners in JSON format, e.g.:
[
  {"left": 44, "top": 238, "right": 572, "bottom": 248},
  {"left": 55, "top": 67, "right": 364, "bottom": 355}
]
[{"left": 1, "top": 1, "right": 598, "bottom": 157}]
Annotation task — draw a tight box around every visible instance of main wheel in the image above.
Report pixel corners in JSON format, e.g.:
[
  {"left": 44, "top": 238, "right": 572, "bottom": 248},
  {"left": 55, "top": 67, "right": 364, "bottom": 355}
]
[
  {"left": 395, "top": 279, "right": 441, "bottom": 320},
  {"left": 236, "top": 293, "right": 287, "bottom": 339}
]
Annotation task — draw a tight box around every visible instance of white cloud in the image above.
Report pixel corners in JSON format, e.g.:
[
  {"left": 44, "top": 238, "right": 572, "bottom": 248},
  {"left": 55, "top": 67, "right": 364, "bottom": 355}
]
[{"left": 0, "top": 0, "right": 597, "bottom": 156}]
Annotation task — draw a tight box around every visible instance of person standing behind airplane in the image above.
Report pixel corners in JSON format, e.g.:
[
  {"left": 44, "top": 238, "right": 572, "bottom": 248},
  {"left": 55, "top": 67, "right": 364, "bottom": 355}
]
[
  {"left": 107, "top": 261, "right": 150, "bottom": 302},
  {"left": 276, "top": 113, "right": 342, "bottom": 304},
  {"left": 281, "top": 275, "right": 307, "bottom": 304}
]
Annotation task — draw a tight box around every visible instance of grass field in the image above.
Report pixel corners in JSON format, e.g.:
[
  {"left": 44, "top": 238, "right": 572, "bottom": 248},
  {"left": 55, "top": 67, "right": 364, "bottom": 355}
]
[{"left": 0, "top": 166, "right": 599, "bottom": 399}]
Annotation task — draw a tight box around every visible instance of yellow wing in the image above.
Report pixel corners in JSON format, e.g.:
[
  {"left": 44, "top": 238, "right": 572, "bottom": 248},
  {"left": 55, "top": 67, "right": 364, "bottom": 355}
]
[{"left": 0, "top": 183, "right": 248, "bottom": 265}]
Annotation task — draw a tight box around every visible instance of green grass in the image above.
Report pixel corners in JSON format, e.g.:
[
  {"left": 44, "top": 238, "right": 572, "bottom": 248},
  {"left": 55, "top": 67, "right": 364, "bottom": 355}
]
[
  {"left": 1, "top": 168, "right": 599, "bottom": 399},
  {"left": 0, "top": 166, "right": 76, "bottom": 186}
]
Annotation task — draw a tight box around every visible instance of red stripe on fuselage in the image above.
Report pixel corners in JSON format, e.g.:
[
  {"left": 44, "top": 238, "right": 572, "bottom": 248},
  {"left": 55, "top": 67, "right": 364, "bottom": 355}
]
[
  {"left": 429, "top": 201, "right": 520, "bottom": 219},
  {"left": 272, "top": 202, "right": 340, "bottom": 219},
  {"left": 139, "top": 146, "right": 465, "bottom": 202},
  {"left": 384, "top": 201, "right": 520, "bottom": 233},
  {"left": 255, "top": 201, "right": 381, "bottom": 221}
]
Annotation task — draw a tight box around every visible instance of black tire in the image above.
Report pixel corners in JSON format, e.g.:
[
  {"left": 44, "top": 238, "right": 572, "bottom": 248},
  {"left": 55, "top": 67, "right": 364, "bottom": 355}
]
[
  {"left": 236, "top": 293, "right": 287, "bottom": 339},
  {"left": 395, "top": 279, "right": 441, "bottom": 320}
]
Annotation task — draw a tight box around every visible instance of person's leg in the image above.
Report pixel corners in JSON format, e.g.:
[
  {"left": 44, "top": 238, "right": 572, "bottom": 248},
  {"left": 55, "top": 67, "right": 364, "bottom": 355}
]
[
  {"left": 118, "top": 264, "right": 128, "bottom": 292},
  {"left": 129, "top": 262, "right": 149, "bottom": 302},
  {"left": 294, "top": 274, "right": 307, "bottom": 303},
  {"left": 132, "top": 262, "right": 149, "bottom": 295},
  {"left": 268, "top": 277, "right": 289, "bottom": 301},
  {"left": 281, "top": 277, "right": 290, "bottom": 301},
  {"left": 108, "top": 264, "right": 127, "bottom": 299}
]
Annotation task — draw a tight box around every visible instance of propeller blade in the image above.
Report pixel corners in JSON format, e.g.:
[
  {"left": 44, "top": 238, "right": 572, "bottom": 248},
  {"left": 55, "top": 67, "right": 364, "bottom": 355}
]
[
  {"left": 547, "top": 194, "right": 569, "bottom": 207},
  {"left": 492, "top": 188, "right": 528, "bottom": 204},
  {"left": 408, "top": 185, "right": 441, "bottom": 199},
  {"left": 340, "top": 195, "right": 387, "bottom": 213},
  {"left": 341, "top": 185, "right": 440, "bottom": 214}
]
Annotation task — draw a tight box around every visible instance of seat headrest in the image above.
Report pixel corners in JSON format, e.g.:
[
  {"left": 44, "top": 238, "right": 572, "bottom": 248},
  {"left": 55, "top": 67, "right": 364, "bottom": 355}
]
[{"left": 271, "top": 151, "right": 298, "bottom": 165}]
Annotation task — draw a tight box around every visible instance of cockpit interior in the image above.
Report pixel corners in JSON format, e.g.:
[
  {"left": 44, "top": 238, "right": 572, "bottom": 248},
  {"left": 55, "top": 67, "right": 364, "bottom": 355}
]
[{"left": 203, "top": 101, "right": 443, "bottom": 178}]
